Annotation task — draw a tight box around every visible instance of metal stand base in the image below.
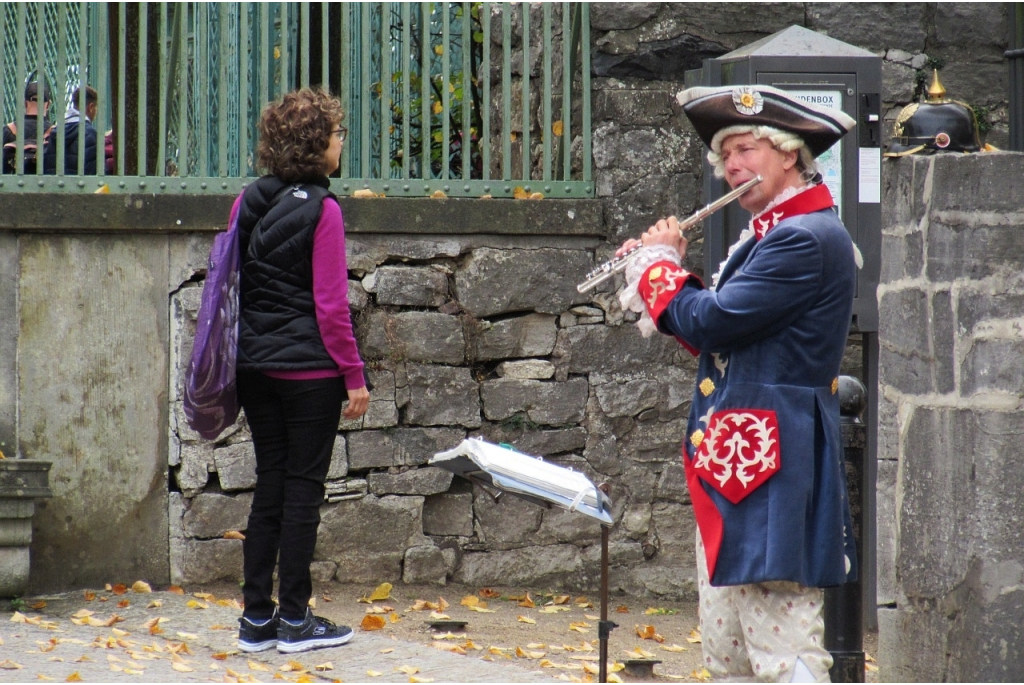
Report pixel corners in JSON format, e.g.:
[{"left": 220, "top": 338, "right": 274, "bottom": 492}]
[
  {"left": 829, "top": 651, "right": 866, "bottom": 683},
  {"left": 598, "top": 484, "right": 617, "bottom": 683}
]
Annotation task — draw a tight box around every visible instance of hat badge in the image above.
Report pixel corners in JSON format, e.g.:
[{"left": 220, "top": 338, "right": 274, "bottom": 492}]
[{"left": 733, "top": 87, "right": 763, "bottom": 116}]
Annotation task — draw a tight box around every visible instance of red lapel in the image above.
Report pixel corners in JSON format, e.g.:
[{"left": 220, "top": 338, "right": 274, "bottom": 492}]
[{"left": 752, "top": 184, "right": 834, "bottom": 241}]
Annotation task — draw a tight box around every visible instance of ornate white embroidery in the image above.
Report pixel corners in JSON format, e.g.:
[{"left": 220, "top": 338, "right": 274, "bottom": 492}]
[
  {"left": 711, "top": 352, "right": 729, "bottom": 379},
  {"left": 696, "top": 412, "right": 778, "bottom": 490},
  {"left": 618, "top": 245, "right": 682, "bottom": 338}
]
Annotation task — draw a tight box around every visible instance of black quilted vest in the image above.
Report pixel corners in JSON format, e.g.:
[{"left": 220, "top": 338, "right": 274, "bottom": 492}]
[{"left": 236, "top": 175, "right": 337, "bottom": 371}]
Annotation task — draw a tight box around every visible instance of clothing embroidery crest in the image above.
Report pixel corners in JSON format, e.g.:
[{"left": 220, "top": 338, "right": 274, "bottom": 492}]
[
  {"left": 645, "top": 264, "right": 690, "bottom": 309},
  {"left": 693, "top": 409, "right": 781, "bottom": 504}
]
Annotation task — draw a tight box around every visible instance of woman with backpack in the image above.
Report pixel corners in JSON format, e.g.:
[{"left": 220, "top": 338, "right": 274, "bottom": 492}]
[{"left": 228, "top": 88, "right": 369, "bottom": 654}]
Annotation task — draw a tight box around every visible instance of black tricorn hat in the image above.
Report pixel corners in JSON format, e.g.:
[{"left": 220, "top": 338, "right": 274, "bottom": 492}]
[{"left": 676, "top": 85, "right": 856, "bottom": 158}]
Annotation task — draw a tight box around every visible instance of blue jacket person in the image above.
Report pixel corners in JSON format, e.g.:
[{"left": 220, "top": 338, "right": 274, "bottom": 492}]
[{"left": 617, "top": 85, "right": 858, "bottom": 683}]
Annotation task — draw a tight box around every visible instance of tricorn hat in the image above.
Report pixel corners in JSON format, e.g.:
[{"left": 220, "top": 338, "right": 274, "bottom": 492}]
[{"left": 676, "top": 85, "right": 856, "bottom": 158}]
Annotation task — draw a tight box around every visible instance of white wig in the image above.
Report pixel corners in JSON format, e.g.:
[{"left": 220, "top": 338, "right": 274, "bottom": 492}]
[{"left": 706, "top": 125, "right": 817, "bottom": 181}]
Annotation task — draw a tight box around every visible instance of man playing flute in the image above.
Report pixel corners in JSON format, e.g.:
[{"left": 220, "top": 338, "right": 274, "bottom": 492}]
[{"left": 616, "top": 85, "right": 859, "bottom": 683}]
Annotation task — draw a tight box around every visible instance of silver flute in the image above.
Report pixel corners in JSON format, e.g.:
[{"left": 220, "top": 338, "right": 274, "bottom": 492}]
[{"left": 577, "top": 175, "right": 764, "bottom": 293}]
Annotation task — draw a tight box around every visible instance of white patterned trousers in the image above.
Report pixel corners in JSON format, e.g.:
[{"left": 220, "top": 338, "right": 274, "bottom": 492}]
[{"left": 696, "top": 532, "right": 833, "bottom": 683}]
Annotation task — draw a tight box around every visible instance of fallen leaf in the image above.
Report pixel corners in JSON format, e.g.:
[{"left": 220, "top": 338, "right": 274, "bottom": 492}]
[
  {"left": 380, "top": 648, "right": 394, "bottom": 654},
  {"left": 117, "top": 600, "right": 130, "bottom": 609},
  {"left": 307, "top": 597, "right": 317, "bottom": 610},
  {"left": 585, "top": 614, "right": 600, "bottom": 620},
  {"left": 662, "top": 644, "right": 688, "bottom": 652},
  {"left": 389, "top": 612, "right": 400, "bottom": 623},
  {"left": 866, "top": 653, "right": 877, "bottom": 664},
  {"left": 466, "top": 605, "right": 494, "bottom": 613},
  {"left": 539, "top": 659, "right": 556, "bottom": 668},
  {"left": 409, "top": 678, "right": 435, "bottom": 683},
  {"left": 0, "top": 660, "right": 24, "bottom": 669},
  {"left": 686, "top": 628, "right": 702, "bottom": 644},
  {"left": 396, "top": 665, "right": 420, "bottom": 675},
  {"left": 123, "top": 668, "right": 144, "bottom": 676},
  {"left": 569, "top": 622, "right": 592, "bottom": 633},
  {"left": 83, "top": 591, "right": 96, "bottom": 601},
  {"left": 516, "top": 647, "right": 546, "bottom": 659},
  {"left": 72, "top": 610, "right": 94, "bottom": 619},
  {"left": 171, "top": 662, "right": 194, "bottom": 673},
  {"left": 147, "top": 600, "right": 162, "bottom": 609},
  {"left": 280, "top": 660, "right": 307, "bottom": 673},
  {"left": 248, "top": 660, "right": 270, "bottom": 671},
  {"left": 615, "top": 605, "right": 629, "bottom": 613},
  {"left": 209, "top": 624, "right": 234, "bottom": 630},
  {"left": 365, "top": 604, "right": 393, "bottom": 614},
  {"left": 429, "top": 611, "right": 451, "bottom": 620},
  {"left": 518, "top": 593, "right": 535, "bottom": 609},
  {"left": 31, "top": 601, "right": 47, "bottom": 610},
  {"left": 488, "top": 647, "right": 512, "bottom": 659},
  {"left": 607, "top": 673, "right": 625, "bottom": 683},
  {"left": 186, "top": 600, "right": 209, "bottom": 610},
  {"left": 478, "top": 588, "right": 501, "bottom": 599},
  {"left": 111, "top": 584, "right": 128, "bottom": 595},
  {"left": 517, "top": 615, "right": 537, "bottom": 624},
  {"left": 691, "top": 667, "right": 712, "bottom": 682},
  {"left": 513, "top": 187, "right": 530, "bottom": 200},
  {"left": 625, "top": 647, "right": 656, "bottom": 659},
  {"left": 553, "top": 120, "right": 564, "bottom": 137},
  {"left": 360, "top": 614, "right": 386, "bottom": 631},
  {"left": 111, "top": 628, "right": 129, "bottom": 637},
  {"left": 460, "top": 595, "right": 480, "bottom": 607},
  {"left": 462, "top": 639, "right": 482, "bottom": 651},
  {"left": 211, "top": 653, "right": 229, "bottom": 660},
  {"left": 553, "top": 595, "right": 571, "bottom": 605},
  {"left": 168, "top": 586, "right": 185, "bottom": 595},
  {"left": 636, "top": 624, "right": 665, "bottom": 643},
  {"left": 366, "top": 670, "right": 383, "bottom": 677},
  {"left": 223, "top": 530, "right": 245, "bottom": 540},
  {"left": 65, "top": 673, "right": 82, "bottom": 682},
  {"left": 368, "top": 582, "right": 393, "bottom": 602},
  {"left": 538, "top": 606, "right": 570, "bottom": 614},
  {"left": 193, "top": 592, "right": 215, "bottom": 600},
  {"left": 431, "top": 641, "right": 466, "bottom": 655},
  {"left": 177, "top": 632, "right": 198, "bottom": 640},
  {"left": 644, "top": 607, "right": 678, "bottom": 616},
  {"left": 866, "top": 663, "right": 879, "bottom": 673},
  {"left": 216, "top": 598, "right": 244, "bottom": 610},
  {"left": 131, "top": 581, "right": 152, "bottom": 593},
  {"left": 430, "top": 190, "right": 448, "bottom": 199}
]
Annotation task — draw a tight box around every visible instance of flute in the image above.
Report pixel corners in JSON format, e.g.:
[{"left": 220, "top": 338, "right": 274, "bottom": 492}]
[{"left": 577, "top": 175, "right": 763, "bottom": 293}]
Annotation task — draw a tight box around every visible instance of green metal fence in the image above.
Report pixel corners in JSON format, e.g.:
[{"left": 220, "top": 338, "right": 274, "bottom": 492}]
[{"left": 0, "top": 2, "right": 592, "bottom": 197}]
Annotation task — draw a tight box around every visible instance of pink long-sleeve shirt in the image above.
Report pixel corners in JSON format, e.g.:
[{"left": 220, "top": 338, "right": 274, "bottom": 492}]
[{"left": 230, "top": 195, "right": 365, "bottom": 390}]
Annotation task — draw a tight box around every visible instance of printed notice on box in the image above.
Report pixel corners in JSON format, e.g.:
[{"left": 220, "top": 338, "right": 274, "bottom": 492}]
[
  {"left": 858, "top": 148, "right": 881, "bottom": 203},
  {"left": 789, "top": 90, "right": 845, "bottom": 217}
]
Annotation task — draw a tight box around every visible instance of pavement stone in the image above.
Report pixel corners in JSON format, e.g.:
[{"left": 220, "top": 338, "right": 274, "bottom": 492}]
[{"left": 1, "top": 588, "right": 552, "bottom": 683}]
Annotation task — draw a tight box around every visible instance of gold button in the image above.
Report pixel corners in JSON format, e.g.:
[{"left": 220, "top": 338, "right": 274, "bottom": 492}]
[
  {"left": 690, "top": 429, "right": 705, "bottom": 448},
  {"left": 831, "top": 377, "right": 839, "bottom": 395},
  {"left": 699, "top": 378, "right": 715, "bottom": 397}
]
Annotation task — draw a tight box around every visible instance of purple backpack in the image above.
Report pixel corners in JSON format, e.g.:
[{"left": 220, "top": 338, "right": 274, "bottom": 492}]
[{"left": 184, "top": 213, "right": 241, "bottom": 440}]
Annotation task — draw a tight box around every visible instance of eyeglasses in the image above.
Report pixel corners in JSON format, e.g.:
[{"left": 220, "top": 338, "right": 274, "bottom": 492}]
[{"left": 332, "top": 127, "right": 348, "bottom": 142}]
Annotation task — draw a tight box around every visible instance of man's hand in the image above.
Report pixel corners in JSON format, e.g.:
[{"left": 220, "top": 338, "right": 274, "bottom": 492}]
[
  {"left": 343, "top": 386, "right": 370, "bottom": 419},
  {"left": 615, "top": 216, "right": 688, "bottom": 259}
]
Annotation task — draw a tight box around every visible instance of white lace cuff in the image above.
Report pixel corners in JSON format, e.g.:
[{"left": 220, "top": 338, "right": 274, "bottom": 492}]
[{"left": 617, "top": 245, "right": 682, "bottom": 338}]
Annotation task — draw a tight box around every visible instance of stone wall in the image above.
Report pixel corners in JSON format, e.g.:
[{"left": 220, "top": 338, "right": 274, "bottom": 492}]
[{"left": 877, "top": 152, "right": 1024, "bottom": 680}]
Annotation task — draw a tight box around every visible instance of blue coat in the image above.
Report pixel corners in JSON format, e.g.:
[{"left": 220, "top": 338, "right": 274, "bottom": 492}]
[{"left": 641, "top": 190, "right": 857, "bottom": 588}]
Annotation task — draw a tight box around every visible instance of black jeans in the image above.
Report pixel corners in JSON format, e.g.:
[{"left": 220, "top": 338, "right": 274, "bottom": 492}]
[{"left": 237, "top": 371, "right": 344, "bottom": 622}]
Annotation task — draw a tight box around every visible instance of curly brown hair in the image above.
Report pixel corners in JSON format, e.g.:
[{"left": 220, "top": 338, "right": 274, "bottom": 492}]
[{"left": 255, "top": 88, "right": 344, "bottom": 183}]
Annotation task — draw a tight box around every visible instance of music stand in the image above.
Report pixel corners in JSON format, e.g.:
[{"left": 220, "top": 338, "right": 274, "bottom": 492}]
[{"left": 430, "top": 439, "right": 619, "bottom": 683}]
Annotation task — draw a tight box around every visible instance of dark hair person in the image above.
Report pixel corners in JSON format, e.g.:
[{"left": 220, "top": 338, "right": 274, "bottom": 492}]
[{"left": 232, "top": 88, "right": 367, "bottom": 654}]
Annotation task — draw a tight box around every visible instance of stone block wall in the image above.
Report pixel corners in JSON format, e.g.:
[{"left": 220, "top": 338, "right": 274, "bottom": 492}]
[{"left": 877, "top": 152, "right": 1024, "bottom": 681}]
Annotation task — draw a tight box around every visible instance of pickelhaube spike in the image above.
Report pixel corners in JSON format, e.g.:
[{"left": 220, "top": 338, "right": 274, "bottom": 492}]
[{"left": 926, "top": 69, "right": 947, "bottom": 103}]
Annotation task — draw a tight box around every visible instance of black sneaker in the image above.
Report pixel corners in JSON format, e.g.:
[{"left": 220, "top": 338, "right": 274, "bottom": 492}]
[
  {"left": 277, "top": 608, "right": 353, "bottom": 653},
  {"left": 238, "top": 610, "right": 278, "bottom": 652}
]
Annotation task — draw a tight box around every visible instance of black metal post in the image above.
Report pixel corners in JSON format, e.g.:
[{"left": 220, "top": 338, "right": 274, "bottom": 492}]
[
  {"left": 598, "top": 483, "right": 617, "bottom": 683},
  {"left": 824, "top": 376, "right": 867, "bottom": 682},
  {"left": 1008, "top": 3, "right": 1024, "bottom": 151}
]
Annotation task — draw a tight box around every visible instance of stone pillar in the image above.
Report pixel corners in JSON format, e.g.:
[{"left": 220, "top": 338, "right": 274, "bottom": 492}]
[
  {"left": 878, "top": 152, "right": 1024, "bottom": 680},
  {"left": 0, "top": 459, "right": 51, "bottom": 597}
]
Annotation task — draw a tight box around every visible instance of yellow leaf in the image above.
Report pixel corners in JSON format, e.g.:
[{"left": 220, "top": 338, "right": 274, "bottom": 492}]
[
  {"left": 380, "top": 648, "right": 394, "bottom": 654},
  {"left": 553, "top": 120, "right": 564, "bottom": 137},
  {"left": 686, "top": 628, "right": 702, "bottom": 644},
  {"left": 518, "top": 593, "right": 535, "bottom": 608},
  {"left": 517, "top": 615, "right": 536, "bottom": 624},
  {"left": 172, "top": 662, "right": 194, "bottom": 673},
  {"left": 223, "top": 530, "right": 245, "bottom": 540},
  {"left": 83, "top": 591, "right": 96, "bottom": 601},
  {"left": 460, "top": 595, "right": 480, "bottom": 607},
  {"left": 211, "top": 653, "right": 229, "bottom": 660},
  {"left": 625, "top": 646, "right": 656, "bottom": 659},
  {"left": 193, "top": 592, "right": 214, "bottom": 600},
  {"left": 662, "top": 644, "right": 688, "bottom": 652},
  {"left": 367, "top": 671, "right": 383, "bottom": 677},
  {"left": 315, "top": 662, "right": 334, "bottom": 672},
  {"left": 462, "top": 640, "right": 482, "bottom": 651},
  {"left": 615, "top": 605, "right": 629, "bottom": 613},
  {"left": 478, "top": 588, "right": 501, "bottom": 599},
  {"left": 168, "top": 585, "right": 185, "bottom": 595},
  {"left": 248, "top": 660, "right": 270, "bottom": 672},
  {"left": 360, "top": 614, "right": 386, "bottom": 631},
  {"left": 467, "top": 605, "right": 494, "bottom": 613},
  {"left": 429, "top": 190, "right": 448, "bottom": 200},
  {"left": 281, "top": 660, "right": 307, "bottom": 673},
  {"left": 111, "top": 628, "right": 129, "bottom": 637},
  {"left": 429, "top": 611, "right": 451, "bottom": 620},
  {"left": 31, "top": 601, "right": 47, "bottom": 610},
  {"left": 65, "top": 673, "right": 83, "bottom": 682},
  {"left": 607, "top": 674, "right": 624, "bottom": 683},
  {"left": 296, "top": 675, "right": 314, "bottom": 683},
  {"left": 368, "top": 582, "right": 393, "bottom": 601},
  {"left": 186, "top": 600, "right": 208, "bottom": 610},
  {"left": 131, "top": 580, "right": 152, "bottom": 593},
  {"left": 553, "top": 595, "right": 571, "bottom": 605},
  {"left": 176, "top": 632, "right": 197, "bottom": 640},
  {"left": 487, "top": 647, "right": 512, "bottom": 659},
  {"left": 539, "top": 659, "right": 557, "bottom": 668},
  {"left": 569, "top": 622, "right": 591, "bottom": 633},
  {"left": 432, "top": 101, "right": 443, "bottom": 115},
  {"left": 396, "top": 665, "right": 420, "bottom": 675},
  {"left": 513, "top": 186, "right": 530, "bottom": 199},
  {"left": 0, "top": 660, "right": 24, "bottom": 669},
  {"left": 527, "top": 642, "right": 547, "bottom": 649},
  {"left": 409, "top": 678, "right": 435, "bottom": 684},
  {"left": 585, "top": 614, "right": 600, "bottom": 620},
  {"left": 72, "top": 610, "right": 94, "bottom": 619},
  {"left": 691, "top": 667, "right": 712, "bottom": 682},
  {"left": 147, "top": 600, "right": 162, "bottom": 609},
  {"left": 434, "top": 45, "right": 444, "bottom": 56},
  {"left": 430, "top": 642, "right": 466, "bottom": 655},
  {"left": 389, "top": 612, "right": 401, "bottom": 623}
]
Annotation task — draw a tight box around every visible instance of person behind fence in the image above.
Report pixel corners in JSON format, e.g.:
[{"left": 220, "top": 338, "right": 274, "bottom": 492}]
[
  {"left": 231, "top": 87, "right": 368, "bottom": 654},
  {"left": 616, "top": 85, "right": 859, "bottom": 683},
  {"left": 2, "top": 81, "right": 54, "bottom": 174},
  {"left": 42, "top": 86, "right": 99, "bottom": 175}
]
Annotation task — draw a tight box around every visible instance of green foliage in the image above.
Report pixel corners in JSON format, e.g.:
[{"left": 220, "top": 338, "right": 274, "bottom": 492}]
[
  {"left": 10, "top": 596, "right": 27, "bottom": 612},
  {"left": 971, "top": 104, "right": 993, "bottom": 137},
  {"left": 913, "top": 57, "right": 948, "bottom": 101}
]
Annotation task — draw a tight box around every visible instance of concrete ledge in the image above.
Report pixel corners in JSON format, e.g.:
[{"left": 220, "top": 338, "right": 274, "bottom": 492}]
[{"left": 0, "top": 194, "right": 606, "bottom": 237}]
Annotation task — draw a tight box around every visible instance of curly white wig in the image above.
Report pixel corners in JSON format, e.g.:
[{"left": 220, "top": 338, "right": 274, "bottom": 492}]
[{"left": 706, "top": 125, "right": 817, "bottom": 181}]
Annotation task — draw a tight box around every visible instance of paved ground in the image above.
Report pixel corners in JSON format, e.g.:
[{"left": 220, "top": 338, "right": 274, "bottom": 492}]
[{"left": 1, "top": 586, "right": 552, "bottom": 683}]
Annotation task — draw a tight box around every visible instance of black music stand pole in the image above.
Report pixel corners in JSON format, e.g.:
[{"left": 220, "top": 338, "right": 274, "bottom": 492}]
[{"left": 598, "top": 483, "right": 617, "bottom": 683}]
